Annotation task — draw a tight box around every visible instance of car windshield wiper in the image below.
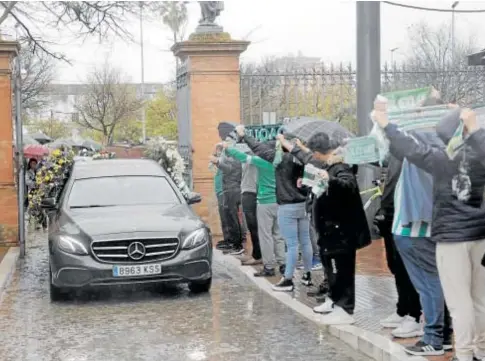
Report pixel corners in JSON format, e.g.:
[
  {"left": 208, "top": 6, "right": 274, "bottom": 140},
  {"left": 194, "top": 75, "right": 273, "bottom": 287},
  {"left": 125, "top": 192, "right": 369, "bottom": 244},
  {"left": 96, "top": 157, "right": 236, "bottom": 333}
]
[{"left": 70, "top": 205, "right": 116, "bottom": 209}]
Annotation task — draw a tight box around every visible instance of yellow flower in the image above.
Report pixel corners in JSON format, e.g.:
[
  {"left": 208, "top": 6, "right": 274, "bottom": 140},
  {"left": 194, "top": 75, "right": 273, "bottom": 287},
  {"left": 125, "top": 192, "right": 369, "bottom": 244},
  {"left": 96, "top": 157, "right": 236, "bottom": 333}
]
[
  {"left": 52, "top": 149, "right": 61, "bottom": 157},
  {"left": 44, "top": 175, "right": 51, "bottom": 182},
  {"left": 58, "top": 159, "right": 64, "bottom": 165}
]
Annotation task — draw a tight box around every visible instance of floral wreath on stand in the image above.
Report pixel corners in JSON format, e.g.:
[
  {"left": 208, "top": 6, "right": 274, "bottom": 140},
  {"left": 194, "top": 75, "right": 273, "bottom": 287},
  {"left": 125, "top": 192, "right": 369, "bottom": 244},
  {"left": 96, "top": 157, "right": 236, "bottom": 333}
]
[
  {"left": 28, "top": 147, "right": 75, "bottom": 224},
  {"left": 144, "top": 137, "right": 192, "bottom": 199}
]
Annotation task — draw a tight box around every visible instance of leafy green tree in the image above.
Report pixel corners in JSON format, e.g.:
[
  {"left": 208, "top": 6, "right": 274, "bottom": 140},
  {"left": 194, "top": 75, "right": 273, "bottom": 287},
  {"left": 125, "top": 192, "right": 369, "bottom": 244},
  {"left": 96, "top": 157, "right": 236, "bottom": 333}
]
[{"left": 145, "top": 91, "right": 178, "bottom": 140}]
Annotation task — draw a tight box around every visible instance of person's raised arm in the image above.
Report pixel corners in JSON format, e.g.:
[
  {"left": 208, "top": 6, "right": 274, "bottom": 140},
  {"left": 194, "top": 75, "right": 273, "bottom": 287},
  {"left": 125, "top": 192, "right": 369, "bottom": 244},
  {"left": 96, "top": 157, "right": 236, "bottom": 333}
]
[
  {"left": 236, "top": 125, "right": 276, "bottom": 163},
  {"left": 462, "top": 108, "right": 485, "bottom": 168},
  {"left": 373, "top": 100, "right": 445, "bottom": 174}
]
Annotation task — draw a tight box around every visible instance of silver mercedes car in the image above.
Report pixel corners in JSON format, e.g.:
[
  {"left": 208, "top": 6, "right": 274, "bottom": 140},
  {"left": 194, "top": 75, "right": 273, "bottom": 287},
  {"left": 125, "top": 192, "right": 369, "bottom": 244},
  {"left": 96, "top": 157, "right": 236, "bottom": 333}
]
[{"left": 41, "top": 159, "right": 212, "bottom": 301}]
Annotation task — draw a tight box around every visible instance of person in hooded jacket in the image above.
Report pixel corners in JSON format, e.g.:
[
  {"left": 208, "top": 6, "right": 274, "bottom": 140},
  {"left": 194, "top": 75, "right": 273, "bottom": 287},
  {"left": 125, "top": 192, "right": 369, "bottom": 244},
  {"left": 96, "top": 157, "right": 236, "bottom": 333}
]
[
  {"left": 279, "top": 132, "right": 371, "bottom": 325},
  {"left": 373, "top": 103, "right": 485, "bottom": 361},
  {"left": 235, "top": 125, "right": 313, "bottom": 292}
]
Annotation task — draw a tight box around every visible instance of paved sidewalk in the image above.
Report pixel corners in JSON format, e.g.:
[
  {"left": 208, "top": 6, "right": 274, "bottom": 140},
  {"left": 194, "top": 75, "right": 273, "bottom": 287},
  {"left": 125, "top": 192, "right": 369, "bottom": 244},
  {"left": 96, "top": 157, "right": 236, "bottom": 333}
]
[
  {"left": 0, "top": 247, "right": 8, "bottom": 263},
  {"left": 233, "top": 239, "right": 454, "bottom": 361}
]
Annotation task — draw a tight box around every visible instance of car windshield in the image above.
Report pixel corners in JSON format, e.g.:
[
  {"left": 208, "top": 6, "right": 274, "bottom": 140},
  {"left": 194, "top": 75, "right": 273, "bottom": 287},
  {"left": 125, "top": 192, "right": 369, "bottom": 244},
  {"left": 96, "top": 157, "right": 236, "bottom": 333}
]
[{"left": 67, "top": 176, "right": 180, "bottom": 208}]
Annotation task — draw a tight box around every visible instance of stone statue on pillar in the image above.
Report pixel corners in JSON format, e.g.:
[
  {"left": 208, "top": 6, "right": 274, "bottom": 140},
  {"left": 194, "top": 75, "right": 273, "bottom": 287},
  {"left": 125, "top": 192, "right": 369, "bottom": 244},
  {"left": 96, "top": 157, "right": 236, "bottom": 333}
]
[{"left": 196, "top": 1, "right": 224, "bottom": 33}]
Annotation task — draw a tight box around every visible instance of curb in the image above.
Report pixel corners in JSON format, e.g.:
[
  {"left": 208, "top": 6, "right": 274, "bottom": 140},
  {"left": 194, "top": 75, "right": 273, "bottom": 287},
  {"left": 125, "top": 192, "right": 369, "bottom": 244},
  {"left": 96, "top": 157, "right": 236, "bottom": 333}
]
[
  {"left": 214, "top": 250, "right": 426, "bottom": 361},
  {"left": 0, "top": 247, "right": 20, "bottom": 303}
]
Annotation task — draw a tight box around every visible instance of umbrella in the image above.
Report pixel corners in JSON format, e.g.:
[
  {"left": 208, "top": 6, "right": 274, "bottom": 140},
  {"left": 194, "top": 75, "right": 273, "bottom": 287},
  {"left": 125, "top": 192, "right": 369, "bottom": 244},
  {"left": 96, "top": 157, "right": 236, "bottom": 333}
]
[
  {"left": 48, "top": 138, "right": 76, "bottom": 149},
  {"left": 31, "top": 132, "right": 52, "bottom": 144},
  {"left": 82, "top": 138, "right": 102, "bottom": 151},
  {"left": 282, "top": 117, "right": 354, "bottom": 143},
  {"left": 24, "top": 144, "right": 49, "bottom": 158},
  {"left": 218, "top": 121, "right": 238, "bottom": 141},
  {"left": 22, "top": 134, "right": 39, "bottom": 145}
]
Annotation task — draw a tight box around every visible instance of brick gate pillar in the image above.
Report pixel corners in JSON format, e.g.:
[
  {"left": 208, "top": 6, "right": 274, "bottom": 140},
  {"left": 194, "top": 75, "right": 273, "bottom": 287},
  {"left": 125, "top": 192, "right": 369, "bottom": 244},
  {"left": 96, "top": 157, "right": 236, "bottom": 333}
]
[
  {"left": 172, "top": 34, "right": 249, "bottom": 236},
  {"left": 0, "top": 41, "right": 19, "bottom": 247}
]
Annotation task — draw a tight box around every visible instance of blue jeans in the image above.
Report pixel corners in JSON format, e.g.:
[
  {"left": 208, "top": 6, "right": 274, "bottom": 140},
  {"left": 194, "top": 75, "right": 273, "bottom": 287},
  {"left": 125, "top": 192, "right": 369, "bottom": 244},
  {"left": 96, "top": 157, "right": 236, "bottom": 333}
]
[
  {"left": 278, "top": 202, "right": 312, "bottom": 279},
  {"left": 394, "top": 235, "right": 447, "bottom": 348}
]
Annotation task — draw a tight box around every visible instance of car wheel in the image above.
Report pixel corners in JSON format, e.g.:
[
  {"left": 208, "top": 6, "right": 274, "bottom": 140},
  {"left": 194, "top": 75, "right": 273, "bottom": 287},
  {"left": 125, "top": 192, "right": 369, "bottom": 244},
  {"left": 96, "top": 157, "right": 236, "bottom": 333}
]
[{"left": 188, "top": 277, "right": 212, "bottom": 293}]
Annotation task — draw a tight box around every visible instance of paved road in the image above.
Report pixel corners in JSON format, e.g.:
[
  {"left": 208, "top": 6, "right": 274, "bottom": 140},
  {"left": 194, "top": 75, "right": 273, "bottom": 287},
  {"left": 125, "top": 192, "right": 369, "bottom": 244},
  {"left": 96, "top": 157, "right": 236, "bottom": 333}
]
[{"left": 0, "top": 232, "right": 370, "bottom": 361}]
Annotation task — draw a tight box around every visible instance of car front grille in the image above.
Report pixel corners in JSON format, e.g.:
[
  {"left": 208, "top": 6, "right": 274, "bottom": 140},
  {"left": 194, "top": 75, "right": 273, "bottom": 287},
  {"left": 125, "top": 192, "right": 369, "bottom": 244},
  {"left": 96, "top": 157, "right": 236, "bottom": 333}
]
[{"left": 91, "top": 238, "right": 180, "bottom": 264}]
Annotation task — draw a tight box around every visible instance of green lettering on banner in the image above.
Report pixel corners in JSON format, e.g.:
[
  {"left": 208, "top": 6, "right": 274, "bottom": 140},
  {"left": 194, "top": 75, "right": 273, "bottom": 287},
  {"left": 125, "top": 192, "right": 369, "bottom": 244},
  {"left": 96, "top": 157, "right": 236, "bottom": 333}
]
[
  {"left": 245, "top": 124, "right": 283, "bottom": 142},
  {"left": 344, "top": 136, "right": 380, "bottom": 165}
]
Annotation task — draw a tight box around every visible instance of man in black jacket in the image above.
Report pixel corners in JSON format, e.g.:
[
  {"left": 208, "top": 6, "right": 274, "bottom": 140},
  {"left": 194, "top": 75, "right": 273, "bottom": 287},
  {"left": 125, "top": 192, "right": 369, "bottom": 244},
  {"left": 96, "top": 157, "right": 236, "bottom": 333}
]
[
  {"left": 373, "top": 104, "right": 485, "bottom": 361},
  {"left": 280, "top": 132, "right": 371, "bottom": 325}
]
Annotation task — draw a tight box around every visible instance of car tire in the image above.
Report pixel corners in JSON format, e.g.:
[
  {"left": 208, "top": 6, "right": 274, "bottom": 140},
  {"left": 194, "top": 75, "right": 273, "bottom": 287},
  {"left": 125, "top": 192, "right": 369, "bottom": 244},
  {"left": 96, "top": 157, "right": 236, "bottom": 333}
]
[{"left": 188, "top": 277, "right": 212, "bottom": 293}]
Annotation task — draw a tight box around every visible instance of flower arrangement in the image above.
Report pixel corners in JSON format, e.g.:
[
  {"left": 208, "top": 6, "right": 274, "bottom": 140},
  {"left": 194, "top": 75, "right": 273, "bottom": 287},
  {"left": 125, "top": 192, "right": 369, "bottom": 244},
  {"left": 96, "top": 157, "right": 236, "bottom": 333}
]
[
  {"left": 28, "top": 147, "right": 75, "bottom": 224},
  {"left": 144, "top": 137, "right": 190, "bottom": 197},
  {"left": 92, "top": 151, "right": 115, "bottom": 160}
]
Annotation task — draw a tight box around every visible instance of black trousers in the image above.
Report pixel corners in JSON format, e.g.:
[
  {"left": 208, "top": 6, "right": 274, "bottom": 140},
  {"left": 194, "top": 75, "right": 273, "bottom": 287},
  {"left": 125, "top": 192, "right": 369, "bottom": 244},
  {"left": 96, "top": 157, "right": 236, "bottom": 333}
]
[
  {"left": 321, "top": 247, "right": 356, "bottom": 315},
  {"left": 223, "top": 190, "right": 243, "bottom": 247},
  {"left": 217, "top": 193, "right": 231, "bottom": 242},
  {"left": 241, "top": 192, "right": 261, "bottom": 260},
  {"left": 377, "top": 218, "right": 422, "bottom": 321}
]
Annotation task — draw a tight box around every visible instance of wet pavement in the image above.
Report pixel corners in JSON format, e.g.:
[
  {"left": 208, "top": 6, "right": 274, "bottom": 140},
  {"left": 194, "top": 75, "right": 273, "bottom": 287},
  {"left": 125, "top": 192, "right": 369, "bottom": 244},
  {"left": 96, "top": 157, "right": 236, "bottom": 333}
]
[{"left": 0, "top": 232, "right": 370, "bottom": 361}]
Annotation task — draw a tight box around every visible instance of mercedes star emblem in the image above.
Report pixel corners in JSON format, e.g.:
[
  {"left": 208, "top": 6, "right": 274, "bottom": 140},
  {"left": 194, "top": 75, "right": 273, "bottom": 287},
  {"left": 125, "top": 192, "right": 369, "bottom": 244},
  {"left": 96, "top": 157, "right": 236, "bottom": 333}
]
[{"left": 127, "top": 242, "right": 146, "bottom": 261}]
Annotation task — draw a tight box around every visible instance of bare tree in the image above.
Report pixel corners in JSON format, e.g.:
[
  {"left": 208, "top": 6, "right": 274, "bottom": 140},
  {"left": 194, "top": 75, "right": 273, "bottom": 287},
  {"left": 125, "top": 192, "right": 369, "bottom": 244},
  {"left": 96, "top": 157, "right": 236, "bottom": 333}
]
[
  {"left": 16, "top": 40, "right": 54, "bottom": 114},
  {"left": 400, "top": 21, "right": 484, "bottom": 103},
  {"left": 74, "top": 63, "right": 142, "bottom": 145},
  {"left": 0, "top": 2, "right": 145, "bottom": 60}
]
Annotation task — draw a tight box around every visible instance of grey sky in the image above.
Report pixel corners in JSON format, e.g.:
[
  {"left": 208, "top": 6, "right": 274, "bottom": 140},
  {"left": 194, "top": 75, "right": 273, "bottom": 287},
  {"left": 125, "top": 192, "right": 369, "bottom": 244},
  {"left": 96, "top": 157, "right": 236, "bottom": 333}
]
[{"left": 52, "top": 1, "right": 485, "bottom": 84}]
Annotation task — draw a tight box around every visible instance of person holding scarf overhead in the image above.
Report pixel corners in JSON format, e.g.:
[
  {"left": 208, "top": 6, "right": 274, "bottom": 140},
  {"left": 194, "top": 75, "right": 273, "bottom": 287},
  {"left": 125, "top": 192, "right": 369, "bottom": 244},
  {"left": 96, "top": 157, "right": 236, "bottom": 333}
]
[
  {"left": 373, "top": 103, "right": 485, "bottom": 361},
  {"left": 235, "top": 125, "right": 313, "bottom": 292}
]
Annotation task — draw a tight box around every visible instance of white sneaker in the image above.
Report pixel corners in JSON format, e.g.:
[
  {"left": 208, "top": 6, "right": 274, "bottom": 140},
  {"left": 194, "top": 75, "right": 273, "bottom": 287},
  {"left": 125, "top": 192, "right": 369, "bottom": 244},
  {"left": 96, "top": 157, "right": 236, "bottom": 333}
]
[
  {"left": 313, "top": 298, "right": 334, "bottom": 314},
  {"left": 391, "top": 316, "right": 424, "bottom": 338},
  {"left": 380, "top": 312, "right": 404, "bottom": 328},
  {"left": 320, "top": 306, "right": 355, "bottom": 325}
]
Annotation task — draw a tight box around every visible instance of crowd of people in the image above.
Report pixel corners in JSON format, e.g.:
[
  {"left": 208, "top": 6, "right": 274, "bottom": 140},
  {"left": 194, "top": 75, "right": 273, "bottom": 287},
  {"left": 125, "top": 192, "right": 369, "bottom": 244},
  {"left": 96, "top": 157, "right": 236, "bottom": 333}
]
[{"left": 209, "top": 101, "right": 485, "bottom": 361}]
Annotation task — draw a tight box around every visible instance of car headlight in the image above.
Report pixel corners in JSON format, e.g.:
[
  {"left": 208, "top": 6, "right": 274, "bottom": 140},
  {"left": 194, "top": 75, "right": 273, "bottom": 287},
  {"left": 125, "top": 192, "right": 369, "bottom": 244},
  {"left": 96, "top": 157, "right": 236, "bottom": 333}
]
[
  {"left": 58, "top": 235, "right": 89, "bottom": 255},
  {"left": 182, "top": 229, "right": 208, "bottom": 250}
]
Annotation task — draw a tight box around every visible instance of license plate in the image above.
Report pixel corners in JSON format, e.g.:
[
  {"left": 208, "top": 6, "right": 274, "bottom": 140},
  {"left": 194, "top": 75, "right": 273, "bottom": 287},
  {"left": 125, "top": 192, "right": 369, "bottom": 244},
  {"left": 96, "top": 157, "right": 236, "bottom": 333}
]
[{"left": 112, "top": 264, "right": 162, "bottom": 277}]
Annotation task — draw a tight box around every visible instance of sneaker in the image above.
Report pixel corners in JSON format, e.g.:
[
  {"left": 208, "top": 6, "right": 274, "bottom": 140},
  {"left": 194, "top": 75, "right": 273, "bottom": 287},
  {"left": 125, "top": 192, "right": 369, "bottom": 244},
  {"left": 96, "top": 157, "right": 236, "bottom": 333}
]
[
  {"left": 313, "top": 298, "right": 334, "bottom": 314},
  {"left": 301, "top": 272, "right": 313, "bottom": 286},
  {"left": 237, "top": 254, "right": 251, "bottom": 262},
  {"left": 272, "top": 278, "right": 294, "bottom": 292},
  {"left": 279, "top": 264, "right": 286, "bottom": 275},
  {"left": 242, "top": 258, "right": 263, "bottom": 266},
  {"left": 311, "top": 257, "right": 323, "bottom": 271},
  {"left": 380, "top": 312, "right": 405, "bottom": 328},
  {"left": 254, "top": 267, "right": 276, "bottom": 277},
  {"left": 320, "top": 306, "right": 355, "bottom": 325},
  {"left": 404, "top": 341, "right": 444, "bottom": 356},
  {"left": 228, "top": 246, "right": 245, "bottom": 256},
  {"left": 216, "top": 240, "right": 232, "bottom": 250},
  {"left": 391, "top": 316, "right": 424, "bottom": 339}
]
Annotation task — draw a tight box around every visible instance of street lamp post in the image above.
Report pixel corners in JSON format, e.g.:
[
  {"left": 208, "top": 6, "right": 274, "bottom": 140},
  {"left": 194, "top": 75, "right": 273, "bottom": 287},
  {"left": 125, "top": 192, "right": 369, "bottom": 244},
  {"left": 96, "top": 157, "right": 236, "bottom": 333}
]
[
  {"left": 139, "top": 2, "right": 146, "bottom": 144},
  {"left": 451, "top": 1, "right": 459, "bottom": 66},
  {"left": 390, "top": 47, "right": 399, "bottom": 66}
]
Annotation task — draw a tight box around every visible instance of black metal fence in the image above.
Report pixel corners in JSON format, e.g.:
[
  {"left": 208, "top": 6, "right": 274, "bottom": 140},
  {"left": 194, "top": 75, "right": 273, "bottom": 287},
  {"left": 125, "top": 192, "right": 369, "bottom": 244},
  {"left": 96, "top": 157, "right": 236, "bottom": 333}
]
[{"left": 240, "top": 63, "right": 485, "bottom": 131}]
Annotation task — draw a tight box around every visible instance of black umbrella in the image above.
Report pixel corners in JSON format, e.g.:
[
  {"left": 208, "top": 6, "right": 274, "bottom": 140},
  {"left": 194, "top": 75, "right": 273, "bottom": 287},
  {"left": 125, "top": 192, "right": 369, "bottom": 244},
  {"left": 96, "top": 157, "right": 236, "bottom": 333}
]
[
  {"left": 218, "top": 121, "right": 238, "bottom": 141},
  {"left": 82, "top": 138, "right": 102, "bottom": 151},
  {"left": 282, "top": 117, "right": 354, "bottom": 143},
  {"left": 31, "top": 132, "right": 52, "bottom": 144}
]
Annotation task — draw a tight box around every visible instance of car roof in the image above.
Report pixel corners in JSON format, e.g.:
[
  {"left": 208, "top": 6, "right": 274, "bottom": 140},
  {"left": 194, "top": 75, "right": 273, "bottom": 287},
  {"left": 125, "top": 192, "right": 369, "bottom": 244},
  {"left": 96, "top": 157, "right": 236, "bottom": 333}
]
[{"left": 72, "top": 159, "right": 168, "bottom": 180}]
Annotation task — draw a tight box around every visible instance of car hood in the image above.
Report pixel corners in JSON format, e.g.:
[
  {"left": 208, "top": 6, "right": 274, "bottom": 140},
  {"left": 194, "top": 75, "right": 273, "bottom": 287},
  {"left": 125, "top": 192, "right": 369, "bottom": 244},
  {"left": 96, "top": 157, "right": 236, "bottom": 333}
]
[{"left": 63, "top": 204, "right": 204, "bottom": 237}]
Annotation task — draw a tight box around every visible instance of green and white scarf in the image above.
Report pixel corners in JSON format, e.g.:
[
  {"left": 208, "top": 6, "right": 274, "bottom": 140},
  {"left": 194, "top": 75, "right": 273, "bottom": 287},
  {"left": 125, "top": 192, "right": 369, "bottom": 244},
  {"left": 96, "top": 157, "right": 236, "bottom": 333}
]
[{"left": 273, "top": 140, "right": 284, "bottom": 166}]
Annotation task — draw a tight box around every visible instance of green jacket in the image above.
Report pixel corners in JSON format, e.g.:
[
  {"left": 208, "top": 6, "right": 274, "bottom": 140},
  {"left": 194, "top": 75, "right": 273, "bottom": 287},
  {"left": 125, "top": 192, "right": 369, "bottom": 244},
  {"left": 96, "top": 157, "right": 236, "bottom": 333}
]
[
  {"left": 214, "top": 168, "right": 223, "bottom": 195},
  {"left": 226, "top": 147, "right": 276, "bottom": 204}
]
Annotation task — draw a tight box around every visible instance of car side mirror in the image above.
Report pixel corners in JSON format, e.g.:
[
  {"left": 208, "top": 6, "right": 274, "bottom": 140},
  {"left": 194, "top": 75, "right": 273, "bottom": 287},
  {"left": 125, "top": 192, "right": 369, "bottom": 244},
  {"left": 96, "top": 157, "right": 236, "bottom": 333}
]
[
  {"left": 187, "top": 192, "right": 202, "bottom": 205},
  {"left": 40, "top": 197, "right": 57, "bottom": 209}
]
